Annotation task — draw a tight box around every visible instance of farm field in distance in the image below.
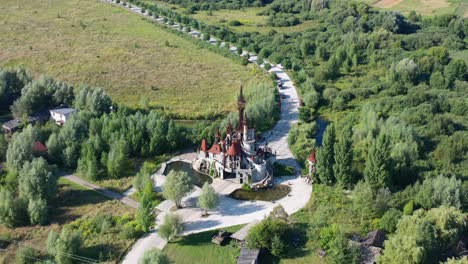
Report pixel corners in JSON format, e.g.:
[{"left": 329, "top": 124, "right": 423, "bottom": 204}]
[
  {"left": 0, "top": 0, "right": 267, "bottom": 118},
  {"left": 144, "top": 0, "right": 317, "bottom": 34},
  {"left": 370, "top": 0, "right": 468, "bottom": 16}
]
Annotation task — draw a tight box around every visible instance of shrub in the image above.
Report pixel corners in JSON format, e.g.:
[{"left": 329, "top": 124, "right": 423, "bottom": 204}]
[
  {"left": 246, "top": 218, "right": 290, "bottom": 256},
  {"left": 15, "top": 247, "right": 40, "bottom": 264},
  {"left": 403, "top": 200, "right": 414, "bottom": 215},
  {"left": 379, "top": 208, "right": 403, "bottom": 233},
  {"left": 228, "top": 20, "right": 242, "bottom": 26}
]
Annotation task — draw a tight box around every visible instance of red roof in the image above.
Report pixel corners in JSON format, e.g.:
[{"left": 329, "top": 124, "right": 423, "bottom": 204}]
[
  {"left": 200, "top": 139, "right": 208, "bottom": 152},
  {"left": 33, "top": 141, "right": 48, "bottom": 153},
  {"left": 308, "top": 148, "right": 316, "bottom": 163},
  {"left": 227, "top": 141, "right": 241, "bottom": 156},
  {"left": 209, "top": 143, "right": 222, "bottom": 155}
]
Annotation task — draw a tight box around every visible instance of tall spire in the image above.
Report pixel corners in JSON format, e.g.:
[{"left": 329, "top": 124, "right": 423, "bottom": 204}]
[
  {"left": 238, "top": 85, "right": 246, "bottom": 130},
  {"left": 238, "top": 84, "right": 245, "bottom": 103}
]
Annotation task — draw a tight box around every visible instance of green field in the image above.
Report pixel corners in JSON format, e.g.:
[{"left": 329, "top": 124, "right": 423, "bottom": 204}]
[
  {"left": 0, "top": 0, "right": 267, "bottom": 118},
  {"left": 0, "top": 178, "right": 135, "bottom": 264},
  {"left": 145, "top": 1, "right": 317, "bottom": 34},
  {"left": 163, "top": 225, "right": 243, "bottom": 264},
  {"left": 371, "top": 0, "right": 468, "bottom": 16}
]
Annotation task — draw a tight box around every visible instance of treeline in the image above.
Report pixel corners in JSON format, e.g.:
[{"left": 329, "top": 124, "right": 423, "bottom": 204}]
[{"left": 156, "top": 0, "right": 272, "bottom": 12}]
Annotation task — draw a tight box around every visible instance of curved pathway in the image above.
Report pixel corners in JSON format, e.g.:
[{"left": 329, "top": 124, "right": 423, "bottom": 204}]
[{"left": 99, "top": 1, "right": 308, "bottom": 263}]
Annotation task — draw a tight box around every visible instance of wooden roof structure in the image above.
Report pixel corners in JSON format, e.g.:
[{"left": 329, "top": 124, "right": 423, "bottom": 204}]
[
  {"left": 361, "top": 230, "right": 387, "bottom": 248},
  {"left": 230, "top": 220, "right": 260, "bottom": 242},
  {"left": 237, "top": 247, "right": 260, "bottom": 264}
]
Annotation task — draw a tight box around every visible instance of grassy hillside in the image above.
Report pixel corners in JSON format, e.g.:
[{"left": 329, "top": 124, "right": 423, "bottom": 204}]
[{"left": 0, "top": 0, "right": 266, "bottom": 118}]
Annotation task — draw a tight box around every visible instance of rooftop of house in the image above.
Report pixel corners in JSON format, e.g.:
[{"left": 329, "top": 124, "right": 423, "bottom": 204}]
[
  {"left": 361, "top": 230, "right": 387, "bottom": 248},
  {"left": 50, "top": 107, "right": 75, "bottom": 116},
  {"left": 2, "top": 116, "right": 37, "bottom": 130},
  {"left": 237, "top": 247, "right": 260, "bottom": 264},
  {"left": 33, "top": 141, "right": 48, "bottom": 153}
]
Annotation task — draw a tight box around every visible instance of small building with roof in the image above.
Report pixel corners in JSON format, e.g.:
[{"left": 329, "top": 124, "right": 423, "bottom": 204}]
[
  {"left": 50, "top": 107, "right": 76, "bottom": 125},
  {"left": 237, "top": 248, "right": 260, "bottom": 264},
  {"left": 32, "top": 141, "right": 48, "bottom": 154},
  {"left": 2, "top": 110, "right": 50, "bottom": 135},
  {"left": 230, "top": 220, "right": 260, "bottom": 245}
]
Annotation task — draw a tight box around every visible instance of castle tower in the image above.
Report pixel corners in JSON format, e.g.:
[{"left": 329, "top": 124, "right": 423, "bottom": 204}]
[{"left": 238, "top": 85, "right": 246, "bottom": 130}]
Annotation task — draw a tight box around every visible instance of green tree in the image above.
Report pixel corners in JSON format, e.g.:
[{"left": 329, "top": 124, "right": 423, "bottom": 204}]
[
  {"left": 136, "top": 182, "right": 154, "bottom": 232},
  {"left": 328, "top": 233, "right": 360, "bottom": 264},
  {"left": 163, "top": 170, "right": 193, "bottom": 208},
  {"left": 268, "top": 204, "right": 289, "bottom": 221},
  {"left": 106, "top": 137, "right": 130, "bottom": 179},
  {"left": 380, "top": 207, "right": 466, "bottom": 264},
  {"left": 352, "top": 181, "right": 375, "bottom": 224},
  {"left": 18, "top": 157, "right": 57, "bottom": 202},
  {"left": 379, "top": 208, "right": 403, "bottom": 233},
  {"left": 133, "top": 162, "right": 154, "bottom": 192},
  {"left": 166, "top": 120, "right": 179, "bottom": 149},
  {"left": 47, "top": 228, "right": 82, "bottom": 264},
  {"left": 445, "top": 59, "right": 466, "bottom": 86},
  {"left": 246, "top": 218, "right": 290, "bottom": 257},
  {"left": 415, "top": 175, "right": 463, "bottom": 209},
  {"left": 27, "top": 198, "right": 48, "bottom": 225},
  {"left": 0, "top": 134, "right": 7, "bottom": 162},
  {"left": 333, "top": 126, "right": 353, "bottom": 188},
  {"left": 158, "top": 213, "right": 183, "bottom": 242},
  {"left": 140, "top": 249, "right": 170, "bottom": 264},
  {"left": 430, "top": 71, "right": 446, "bottom": 89},
  {"left": 15, "top": 247, "right": 40, "bottom": 264},
  {"left": 198, "top": 182, "right": 218, "bottom": 216},
  {"left": 316, "top": 123, "right": 335, "bottom": 184},
  {"left": 6, "top": 125, "right": 35, "bottom": 172},
  {"left": 0, "top": 188, "right": 25, "bottom": 227},
  {"left": 364, "top": 133, "right": 391, "bottom": 189}
]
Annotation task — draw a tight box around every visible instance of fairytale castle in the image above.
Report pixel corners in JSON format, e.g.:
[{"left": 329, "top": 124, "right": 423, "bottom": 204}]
[{"left": 193, "top": 86, "right": 275, "bottom": 188}]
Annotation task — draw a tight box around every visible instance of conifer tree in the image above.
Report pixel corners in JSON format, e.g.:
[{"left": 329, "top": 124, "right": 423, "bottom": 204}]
[
  {"left": 316, "top": 123, "right": 336, "bottom": 184},
  {"left": 364, "top": 133, "right": 391, "bottom": 189},
  {"left": 333, "top": 126, "right": 353, "bottom": 188}
]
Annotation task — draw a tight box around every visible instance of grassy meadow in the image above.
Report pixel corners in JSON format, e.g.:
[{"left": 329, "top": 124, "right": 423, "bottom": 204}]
[
  {"left": 0, "top": 178, "right": 136, "bottom": 264},
  {"left": 0, "top": 0, "right": 268, "bottom": 118},
  {"left": 371, "top": 0, "right": 468, "bottom": 16},
  {"left": 163, "top": 225, "right": 243, "bottom": 264}
]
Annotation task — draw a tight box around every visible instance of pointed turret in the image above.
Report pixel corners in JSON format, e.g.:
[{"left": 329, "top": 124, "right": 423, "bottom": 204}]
[{"left": 237, "top": 85, "right": 246, "bottom": 130}]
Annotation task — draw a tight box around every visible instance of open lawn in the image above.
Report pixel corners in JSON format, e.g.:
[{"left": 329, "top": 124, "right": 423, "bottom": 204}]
[
  {"left": 145, "top": 1, "right": 317, "bottom": 34},
  {"left": 0, "top": 178, "right": 135, "bottom": 264},
  {"left": 372, "top": 0, "right": 466, "bottom": 16},
  {"left": 0, "top": 0, "right": 267, "bottom": 118},
  {"left": 163, "top": 225, "right": 243, "bottom": 264}
]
